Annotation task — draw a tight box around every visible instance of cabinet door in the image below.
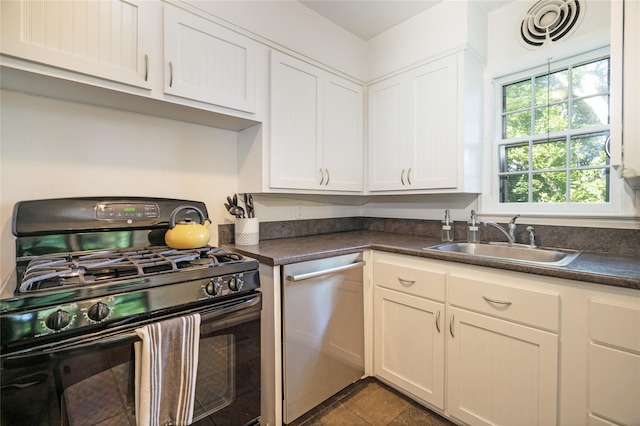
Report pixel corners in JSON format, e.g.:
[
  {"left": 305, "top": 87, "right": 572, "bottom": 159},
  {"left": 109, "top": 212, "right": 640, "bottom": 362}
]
[
  {"left": 611, "top": 0, "right": 640, "bottom": 188},
  {"left": 367, "top": 54, "right": 459, "bottom": 192},
  {"left": 1, "top": 0, "right": 153, "bottom": 89},
  {"left": 367, "top": 75, "right": 408, "bottom": 191},
  {"left": 408, "top": 56, "right": 458, "bottom": 189},
  {"left": 588, "top": 300, "right": 640, "bottom": 426},
  {"left": 374, "top": 287, "right": 445, "bottom": 409},
  {"left": 269, "top": 51, "right": 322, "bottom": 190},
  {"left": 447, "top": 307, "right": 558, "bottom": 426},
  {"left": 163, "top": 5, "right": 256, "bottom": 113},
  {"left": 323, "top": 74, "right": 364, "bottom": 191}
]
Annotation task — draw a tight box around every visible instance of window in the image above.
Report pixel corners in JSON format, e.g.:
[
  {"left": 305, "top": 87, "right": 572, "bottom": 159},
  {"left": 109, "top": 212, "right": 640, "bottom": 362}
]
[
  {"left": 488, "top": 48, "right": 628, "bottom": 215},
  {"left": 499, "top": 55, "right": 610, "bottom": 204}
]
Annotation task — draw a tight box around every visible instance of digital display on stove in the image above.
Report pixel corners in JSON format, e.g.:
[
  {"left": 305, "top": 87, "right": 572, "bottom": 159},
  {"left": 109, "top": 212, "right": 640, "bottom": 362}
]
[{"left": 96, "top": 203, "right": 159, "bottom": 220}]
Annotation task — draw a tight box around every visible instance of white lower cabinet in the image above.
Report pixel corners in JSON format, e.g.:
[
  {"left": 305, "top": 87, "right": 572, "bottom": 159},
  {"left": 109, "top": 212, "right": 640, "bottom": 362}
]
[
  {"left": 447, "top": 307, "right": 558, "bottom": 425},
  {"left": 588, "top": 300, "right": 640, "bottom": 426},
  {"left": 446, "top": 275, "right": 560, "bottom": 425},
  {"left": 372, "top": 252, "right": 640, "bottom": 426},
  {"left": 372, "top": 252, "right": 446, "bottom": 409}
]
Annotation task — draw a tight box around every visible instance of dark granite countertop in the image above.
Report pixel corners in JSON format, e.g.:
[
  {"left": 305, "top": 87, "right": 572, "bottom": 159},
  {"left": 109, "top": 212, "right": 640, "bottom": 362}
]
[{"left": 223, "top": 230, "right": 640, "bottom": 290}]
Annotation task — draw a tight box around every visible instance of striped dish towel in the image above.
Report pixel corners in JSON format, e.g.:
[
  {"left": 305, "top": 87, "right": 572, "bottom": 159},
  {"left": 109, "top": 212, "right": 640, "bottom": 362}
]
[{"left": 134, "top": 314, "right": 201, "bottom": 426}]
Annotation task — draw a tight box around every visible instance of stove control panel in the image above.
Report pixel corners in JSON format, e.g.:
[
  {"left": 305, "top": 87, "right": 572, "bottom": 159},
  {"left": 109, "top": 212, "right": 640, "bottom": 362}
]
[
  {"left": 1, "top": 270, "right": 260, "bottom": 346},
  {"left": 96, "top": 203, "right": 159, "bottom": 220}
]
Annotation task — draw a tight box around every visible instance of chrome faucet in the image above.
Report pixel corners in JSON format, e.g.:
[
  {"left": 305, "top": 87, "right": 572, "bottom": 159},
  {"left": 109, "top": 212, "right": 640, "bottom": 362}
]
[{"left": 484, "top": 215, "right": 520, "bottom": 245}]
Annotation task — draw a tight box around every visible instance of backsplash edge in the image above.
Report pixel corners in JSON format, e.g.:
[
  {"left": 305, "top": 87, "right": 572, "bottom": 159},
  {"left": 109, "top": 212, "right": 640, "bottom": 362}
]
[{"left": 219, "top": 217, "right": 640, "bottom": 258}]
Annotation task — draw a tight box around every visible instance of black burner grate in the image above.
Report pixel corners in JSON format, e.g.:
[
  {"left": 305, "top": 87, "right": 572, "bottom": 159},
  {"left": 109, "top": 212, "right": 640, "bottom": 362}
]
[{"left": 18, "top": 246, "right": 245, "bottom": 293}]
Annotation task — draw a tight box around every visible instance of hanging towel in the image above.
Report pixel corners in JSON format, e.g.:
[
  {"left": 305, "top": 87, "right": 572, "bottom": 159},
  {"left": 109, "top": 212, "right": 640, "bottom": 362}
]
[{"left": 134, "top": 314, "right": 201, "bottom": 426}]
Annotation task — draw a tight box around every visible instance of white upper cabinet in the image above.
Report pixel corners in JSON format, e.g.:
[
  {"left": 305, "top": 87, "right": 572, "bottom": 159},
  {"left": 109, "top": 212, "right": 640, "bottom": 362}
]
[
  {"left": 1, "top": 0, "right": 153, "bottom": 89},
  {"left": 367, "top": 51, "right": 482, "bottom": 193},
  {"left": 270, "top": 51, "right": 363, "bottom": 192},
  {"left": 163, "top": 4, "right": 256, "bottom": 113},
  {"left": 322, "top": 74, "right": 364, "bottom": 191},
  {"left": 610, "top": 0, "right": 640, "bottom": 189}
]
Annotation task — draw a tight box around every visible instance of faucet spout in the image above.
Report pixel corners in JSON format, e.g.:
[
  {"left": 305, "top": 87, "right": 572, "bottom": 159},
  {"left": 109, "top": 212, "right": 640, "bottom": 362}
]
[{"left": 484, "top": 221, "right": 515, "bottom": 245}]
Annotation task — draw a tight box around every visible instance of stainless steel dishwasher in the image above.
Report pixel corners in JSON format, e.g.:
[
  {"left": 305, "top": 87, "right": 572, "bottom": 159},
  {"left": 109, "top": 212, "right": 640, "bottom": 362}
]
[{"left": 282, "top": 252, "right": 365, "bottom": 424}]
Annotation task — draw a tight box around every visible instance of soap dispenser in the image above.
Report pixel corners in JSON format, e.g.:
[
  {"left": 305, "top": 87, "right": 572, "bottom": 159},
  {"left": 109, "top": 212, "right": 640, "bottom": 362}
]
[
  {"left": 441, "top": 210, "right": 454, "bottom": 242},
  {"left": 467, "top": 210, "right": 479, "bottom": 243}
]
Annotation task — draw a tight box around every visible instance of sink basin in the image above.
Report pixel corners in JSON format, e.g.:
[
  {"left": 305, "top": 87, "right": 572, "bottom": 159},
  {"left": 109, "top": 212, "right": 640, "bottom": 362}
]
[{"left": 425, "top": 242, "right": 581, "bottom": 267}]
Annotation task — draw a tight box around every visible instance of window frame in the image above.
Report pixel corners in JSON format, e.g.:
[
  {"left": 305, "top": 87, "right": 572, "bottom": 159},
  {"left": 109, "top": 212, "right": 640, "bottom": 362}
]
[{"left": 486, "top": 46, "right": 628, "bottom": 216}]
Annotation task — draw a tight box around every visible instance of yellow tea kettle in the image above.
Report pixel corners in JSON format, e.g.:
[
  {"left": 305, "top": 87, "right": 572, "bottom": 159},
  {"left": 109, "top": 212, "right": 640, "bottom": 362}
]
[{"left": 165, "top": 205, "right": 211, "bottom": 249}]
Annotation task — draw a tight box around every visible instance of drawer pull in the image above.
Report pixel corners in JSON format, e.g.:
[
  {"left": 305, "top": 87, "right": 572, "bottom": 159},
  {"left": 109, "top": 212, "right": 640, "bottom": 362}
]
[
  {"left": 169, "top": 61, "right": 174, "bottom": 87},
  {"left": 482, "top": 296, "right": 513, "bottom": 306},
  {"left": 435, "top": 310, "right": 441, "bottom": 333},
  {"left": 397, "top": 277, "right": 415, "bottom": 286},
  {"left": 449, "top": 314, "right": 455, "bottom": 338}
]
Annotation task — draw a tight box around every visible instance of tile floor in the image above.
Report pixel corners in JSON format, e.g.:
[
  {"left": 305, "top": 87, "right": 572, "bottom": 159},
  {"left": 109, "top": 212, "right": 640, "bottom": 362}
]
[{"left": 288, "top": 377, "right": 456, "bottom": 426}]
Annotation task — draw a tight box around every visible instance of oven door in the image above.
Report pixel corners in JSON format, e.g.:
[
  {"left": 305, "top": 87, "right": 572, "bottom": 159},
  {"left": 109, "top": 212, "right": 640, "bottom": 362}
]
[{"left": 0, "top": 293, "right": 261, "bottom": 426}]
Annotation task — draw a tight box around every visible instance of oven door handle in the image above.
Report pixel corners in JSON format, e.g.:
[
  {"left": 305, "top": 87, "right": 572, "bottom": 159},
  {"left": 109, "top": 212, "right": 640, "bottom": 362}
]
[{"left": 2, "top": 294, "right": 261, "bottom": 361}]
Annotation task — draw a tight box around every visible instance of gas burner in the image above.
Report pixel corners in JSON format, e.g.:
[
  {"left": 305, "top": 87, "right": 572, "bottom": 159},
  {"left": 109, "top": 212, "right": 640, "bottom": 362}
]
[{"left": 17, "top": 246, "right": 247, "bottom": 293}]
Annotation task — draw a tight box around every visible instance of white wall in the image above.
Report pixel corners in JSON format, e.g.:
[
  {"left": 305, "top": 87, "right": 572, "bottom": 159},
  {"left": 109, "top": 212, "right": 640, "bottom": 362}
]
[
  {"left": 485, "top": 0, "right": 611, "bottom": 77},
  {"left": 366, "top": 0, "right": 488, "bottom": 81},
  {"left": 184, "top": 0, "right": 367, "bottom": 81},
  {"left": 0, "top": 90, "right": 239, "bottom": 287}
]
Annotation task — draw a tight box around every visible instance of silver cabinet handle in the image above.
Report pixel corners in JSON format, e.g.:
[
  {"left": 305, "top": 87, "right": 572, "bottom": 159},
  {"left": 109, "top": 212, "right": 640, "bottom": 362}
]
[
  {"left": 144, "top": 54, "right": 149, "bottom": 82},
  {"left": 287, "top": 260, "right": 366, "bottom": 282},
  {"left": 407, "top": 168, "right": 412, "bottom": 185},
  {"left": 450, "top": 314, "right": 455, "bottom": 337},
  {"left": 605, "top": 136, "right": 611, "bottom": 158},
  {"left": 319, "top": 168, "right": 325, "bottom": 186},
  {"left": 397, "top": 277, "right": 415, "bottom": 286},
  {"left": 324, "top": 168, "right": 330, "bottom": 186},
  {"left": 169, "top": 61, "right": 174, "bottom": 87},
  {"left": 482, "top": 296, "right": 513, "bottom": 306},
  {"left": 401, "top": 169, "right": 406, "bottom": 185},
  {"left": 436, "top": 310, "right": 441, "bottom": 333}
]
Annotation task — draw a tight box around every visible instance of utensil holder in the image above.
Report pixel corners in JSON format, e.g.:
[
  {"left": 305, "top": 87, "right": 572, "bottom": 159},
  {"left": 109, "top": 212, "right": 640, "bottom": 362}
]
[{"left": 235, "top": 218, "right": 259, "bottom": 246}]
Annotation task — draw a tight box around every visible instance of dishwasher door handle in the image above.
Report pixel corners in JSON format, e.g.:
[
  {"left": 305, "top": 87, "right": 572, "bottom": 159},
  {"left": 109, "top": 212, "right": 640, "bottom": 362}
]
[{"left": 287, "top": 260, "right": 366, "bottom": 282}]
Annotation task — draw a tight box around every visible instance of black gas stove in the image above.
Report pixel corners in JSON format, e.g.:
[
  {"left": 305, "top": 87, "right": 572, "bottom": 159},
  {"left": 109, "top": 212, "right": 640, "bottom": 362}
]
[{"left": 0, "top": 197, "right": 260, "bottom": 353}]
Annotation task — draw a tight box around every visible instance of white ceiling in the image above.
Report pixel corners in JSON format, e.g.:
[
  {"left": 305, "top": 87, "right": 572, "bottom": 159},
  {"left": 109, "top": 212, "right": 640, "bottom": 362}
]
[{"left": 298, "top": 0, "right": 514, "bottom": 41}]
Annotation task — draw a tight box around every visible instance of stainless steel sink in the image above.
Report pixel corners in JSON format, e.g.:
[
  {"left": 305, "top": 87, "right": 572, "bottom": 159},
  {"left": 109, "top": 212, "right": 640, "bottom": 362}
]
[{"left": 425, "top": 242, "right": 581, "bottom": 267}]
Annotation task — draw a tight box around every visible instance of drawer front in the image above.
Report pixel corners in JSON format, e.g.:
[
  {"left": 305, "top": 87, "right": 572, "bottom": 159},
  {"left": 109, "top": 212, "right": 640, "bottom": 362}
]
[
  {"left": 373, "top": 253, "right": 445, "bottom": 302},
  {"left": 448, "top": 274, "right": 559, "bottom": 332},
  {"left": 590, "top": 300, "right": 640, "bottom": 352}
]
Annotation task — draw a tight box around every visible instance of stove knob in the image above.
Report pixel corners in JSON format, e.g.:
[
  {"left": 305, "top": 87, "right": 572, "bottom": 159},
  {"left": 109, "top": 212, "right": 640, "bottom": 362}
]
[
  {"left": 45, "top": 309, "right": 71, "bottom": 331},
  {"left": 205, "top": 280, "right": 222, "bottom": 296},
  {"left": 229, "top": 277, "right": 243, "bottom": 292},
  {"left": 87, "top": 302, "right": 110, "bottom": 322}
]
